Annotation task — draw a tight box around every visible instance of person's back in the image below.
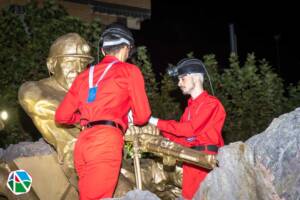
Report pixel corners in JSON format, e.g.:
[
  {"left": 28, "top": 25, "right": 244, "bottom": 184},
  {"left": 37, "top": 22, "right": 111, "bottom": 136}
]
[{"left": 56, "top": 56, "right": 149, "bottom": 129}]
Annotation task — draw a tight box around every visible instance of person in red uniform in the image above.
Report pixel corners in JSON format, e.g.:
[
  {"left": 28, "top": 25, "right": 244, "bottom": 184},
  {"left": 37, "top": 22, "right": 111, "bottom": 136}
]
[
  {"left": 149, "top": 58, "right": 226, "bottom": 200},
  {"left": 55, "top": 23, "right": 151, "bottom": 199}
]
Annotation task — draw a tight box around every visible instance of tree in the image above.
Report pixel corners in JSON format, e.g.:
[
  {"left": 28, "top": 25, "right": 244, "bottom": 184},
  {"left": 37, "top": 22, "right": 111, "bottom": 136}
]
[
  {"left": 203, "top": 53, "right": 287, "bottom": 142},
  {"left": 0, "top": 0, "right": 101, "bottom": 147},
  {"left": 133, "top": 46, "right": 181, "bottom": 120},
  {"left": 285, "top": 81, "right": 300, "bottom": 112}
]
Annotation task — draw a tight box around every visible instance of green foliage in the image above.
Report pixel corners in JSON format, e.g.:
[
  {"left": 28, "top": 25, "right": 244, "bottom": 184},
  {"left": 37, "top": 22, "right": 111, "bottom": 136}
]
[
  {"left": 285, "top": 81, "right": 300, "bottom": 112},
  {"left": 134, "top": 47, "right": 160, "bottom": 109},
  {"left": 203, "top": 53, "right": 289, "bottom": 142},
  {"left": 0, "top": 0, "right": 101, "bottom": 147},
  {"left": 133, "top": 47, "right": 181, "bottom": 120},
  {"left": 157, "top": 74, "right": 182, "bottom": 119}
]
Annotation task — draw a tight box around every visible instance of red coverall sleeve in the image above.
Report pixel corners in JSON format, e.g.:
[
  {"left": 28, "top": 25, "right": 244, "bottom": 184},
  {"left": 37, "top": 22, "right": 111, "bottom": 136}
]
[
  {"left": 55, "top": 79, "right": 81, "bottom": 125},
  {"left": 157, "top": 102, "right": 218, "bottom": 137},
  {"left": 128, "top": 67, "right": 151, "bottom": 125}
]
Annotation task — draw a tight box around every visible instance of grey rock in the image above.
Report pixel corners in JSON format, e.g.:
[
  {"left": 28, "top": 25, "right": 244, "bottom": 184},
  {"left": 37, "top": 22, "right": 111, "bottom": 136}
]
[
  {"left": 247, "top": 107, "right": 300, "bottom": 200},
  {"left": 0, "top": 148, "right": 3, "bottom": 159},
  {"left": 194, "top": 142, "right": 280, "bottom": 200},
  {"left": 0, "top": 138, "right": 54, "bottom": 162},
  {"left": 194, "top": 107, "right": 300, "bottom": 200},
  {"left": 104, "top": 189, "right": 160, "bottom": 200}
]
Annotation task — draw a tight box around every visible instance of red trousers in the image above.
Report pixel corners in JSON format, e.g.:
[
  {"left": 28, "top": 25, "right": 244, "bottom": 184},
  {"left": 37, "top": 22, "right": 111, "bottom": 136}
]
[
  {"left": 182, "top": 163, "right": 210, "bottom": 200},
  {"left": 74, "top": 126, "right": 124, "bottom": 200}
]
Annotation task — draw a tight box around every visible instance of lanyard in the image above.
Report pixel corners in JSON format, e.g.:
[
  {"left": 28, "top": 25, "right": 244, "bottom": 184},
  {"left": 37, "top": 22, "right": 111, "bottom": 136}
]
[
  {"left": 88, "top": 60, "right": 118, "bottom": 89},
  {"left": 86, "top": 60, "right": 118, "bottom": 103}
]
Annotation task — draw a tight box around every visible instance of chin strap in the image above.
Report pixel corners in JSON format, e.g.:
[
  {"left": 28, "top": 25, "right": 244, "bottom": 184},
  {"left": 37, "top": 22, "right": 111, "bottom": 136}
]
[{"left": 202, "top": 65, "right": 215, "bottom": 96}]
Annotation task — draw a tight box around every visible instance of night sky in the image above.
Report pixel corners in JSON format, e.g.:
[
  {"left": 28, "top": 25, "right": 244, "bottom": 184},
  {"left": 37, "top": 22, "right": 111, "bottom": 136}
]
[{"left": 134, "top": 1, "right": 300, "bottom": 84}]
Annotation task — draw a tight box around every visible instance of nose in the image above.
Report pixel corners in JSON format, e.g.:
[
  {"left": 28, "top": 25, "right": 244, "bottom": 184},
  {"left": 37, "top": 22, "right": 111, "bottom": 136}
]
[
  {"left": 74, "top": 60, "right": 86, "bottom": 73},
  {"left": 76, "top": 66, "right": 82, "bottom": 73}
]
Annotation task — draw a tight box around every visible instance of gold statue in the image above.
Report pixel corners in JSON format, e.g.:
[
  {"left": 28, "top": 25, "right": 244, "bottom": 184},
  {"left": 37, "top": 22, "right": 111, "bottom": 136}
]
[{"left": 18, "top": 33, "right": 93, "bottom": 166}]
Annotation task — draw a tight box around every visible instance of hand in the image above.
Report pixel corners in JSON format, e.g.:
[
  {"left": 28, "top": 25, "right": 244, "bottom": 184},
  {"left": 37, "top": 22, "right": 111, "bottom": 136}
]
[
  {"left": 141, "top": 124, "right": 160, "bottom": 136},
  {"left": 148, "top": 116, "right": 158, "bottom": 126},
  {"left": 124, "top": 125, "right": 142, "bottom": 142},
  {"left": 125, "top": 125, "right": 141, "bottom": 136}
]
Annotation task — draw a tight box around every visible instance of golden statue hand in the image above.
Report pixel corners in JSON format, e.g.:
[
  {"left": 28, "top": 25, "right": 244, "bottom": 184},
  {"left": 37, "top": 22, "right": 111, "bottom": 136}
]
[
  {"left": 124, "top": 125, "right": 141, "bottom": 141},
  {"left": 34, "top": 100, "right": 57, "bottom": 117},
  {"left": 141, "top": 124, "right": 160, "bottom": 136}
]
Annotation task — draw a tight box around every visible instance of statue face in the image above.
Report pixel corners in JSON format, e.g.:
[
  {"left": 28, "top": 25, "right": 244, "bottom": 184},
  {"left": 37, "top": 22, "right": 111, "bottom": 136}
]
[{"left": 53, "top": 56, "right": 91, "bottom": 90}]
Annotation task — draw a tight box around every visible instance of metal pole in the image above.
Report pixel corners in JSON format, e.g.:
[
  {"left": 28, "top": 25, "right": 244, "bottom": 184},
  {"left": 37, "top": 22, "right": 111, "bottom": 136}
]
[
  {"left": 133, "top": 137, "right": 142, "bottom": 189},
  {"left": 274, "top": 34, "right": 281, "bottom": 73},
  {"left": 229, "top": 23, "right": 238, "bottom": 55}
]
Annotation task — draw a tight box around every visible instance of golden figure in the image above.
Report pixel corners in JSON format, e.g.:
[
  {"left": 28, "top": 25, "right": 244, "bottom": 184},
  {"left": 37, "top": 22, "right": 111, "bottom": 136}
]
[
  {"left": 18, "top": 33, "right": 93, "bottom": 167},
  {"left": 121, "top": 158, "right": 183, "bottom": 200}
]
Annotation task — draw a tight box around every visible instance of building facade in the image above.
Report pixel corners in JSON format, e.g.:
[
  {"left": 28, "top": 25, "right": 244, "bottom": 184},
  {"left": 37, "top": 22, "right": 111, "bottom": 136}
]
[{"left": 0, "top": 0, "right": 151, "bottom": 29}]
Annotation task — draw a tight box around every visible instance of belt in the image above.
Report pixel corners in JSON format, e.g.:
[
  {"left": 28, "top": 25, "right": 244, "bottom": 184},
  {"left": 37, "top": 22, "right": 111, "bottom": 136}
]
[
  {"left": 191, "top": 145, "right": 219, "bottom": 153},
  {"left": 85, "top": 120, "right": 123, "bottom": 133}
]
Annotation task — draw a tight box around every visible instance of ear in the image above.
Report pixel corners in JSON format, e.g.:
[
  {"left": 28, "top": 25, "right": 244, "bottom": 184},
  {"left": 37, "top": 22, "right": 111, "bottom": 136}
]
[
  {"left": 47, "top": 58, "right": 57, "bottom": 74},
  {"left": 101, "top": 48, "right": 106, "bottom": 56}
]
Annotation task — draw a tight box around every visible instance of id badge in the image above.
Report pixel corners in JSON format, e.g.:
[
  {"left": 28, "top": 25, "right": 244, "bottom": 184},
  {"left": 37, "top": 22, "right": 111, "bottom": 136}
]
[
  {"left": 87, "top": 87, "right": 98, "bottom": 103},
  {"left": 186, "top": 136, "right": 196, "bottom": 142}
]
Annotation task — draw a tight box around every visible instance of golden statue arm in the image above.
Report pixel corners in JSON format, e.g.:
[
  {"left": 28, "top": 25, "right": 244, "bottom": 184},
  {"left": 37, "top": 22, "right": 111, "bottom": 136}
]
[{"left": 18, "top": 83, "right": 80, "bottom": 164}]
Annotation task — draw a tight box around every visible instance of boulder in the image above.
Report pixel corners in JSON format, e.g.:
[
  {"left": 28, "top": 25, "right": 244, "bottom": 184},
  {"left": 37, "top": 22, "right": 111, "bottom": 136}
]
[{"left": 194, "top": 107, "right": 300, "bottom": 200}]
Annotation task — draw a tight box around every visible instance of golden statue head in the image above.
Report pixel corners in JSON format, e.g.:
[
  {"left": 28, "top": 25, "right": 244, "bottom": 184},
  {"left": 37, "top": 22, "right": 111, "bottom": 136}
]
[{"left": 47, "top": 33, "right": 94, "bottom": 90}]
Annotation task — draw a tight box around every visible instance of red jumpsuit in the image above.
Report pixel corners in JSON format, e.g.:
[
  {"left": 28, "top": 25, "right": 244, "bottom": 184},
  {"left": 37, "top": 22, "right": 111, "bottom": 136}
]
[
  {"left": 157, "top": 91, "right": 226, "bottom": 199},
  {"left": 55, "top": 55, "right": 151, "bottom": 199}
]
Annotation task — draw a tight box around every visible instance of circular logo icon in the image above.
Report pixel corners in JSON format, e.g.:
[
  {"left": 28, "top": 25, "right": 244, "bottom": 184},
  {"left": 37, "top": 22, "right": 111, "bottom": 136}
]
[{"left": 6, "top": 169, "right": 32, "bottom": 195}]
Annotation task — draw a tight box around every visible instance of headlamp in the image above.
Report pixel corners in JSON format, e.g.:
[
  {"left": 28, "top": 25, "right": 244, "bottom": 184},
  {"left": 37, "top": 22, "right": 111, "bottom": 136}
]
[{"left": 167, "top": 58, "right": 206, "bottom": 77}]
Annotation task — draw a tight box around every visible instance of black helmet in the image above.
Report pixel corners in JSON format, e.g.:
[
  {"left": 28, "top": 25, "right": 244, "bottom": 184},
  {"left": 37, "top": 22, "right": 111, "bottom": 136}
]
[
  {"left": 100, "top": 23, "right": 134, "bottom": 48},
  {"left": 167, "top": 58, "right": 206, "bottom": 77}
]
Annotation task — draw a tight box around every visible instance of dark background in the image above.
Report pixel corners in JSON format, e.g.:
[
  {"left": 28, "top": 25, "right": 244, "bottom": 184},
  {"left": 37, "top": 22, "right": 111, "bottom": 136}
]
[{"left": 134, "top": 1, "right": 300, "bottom": 84}]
